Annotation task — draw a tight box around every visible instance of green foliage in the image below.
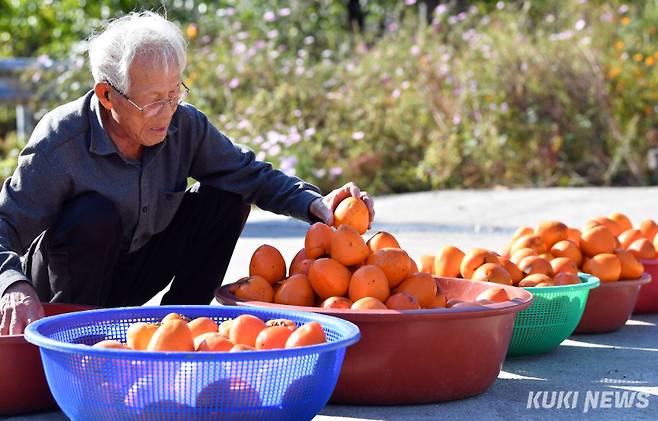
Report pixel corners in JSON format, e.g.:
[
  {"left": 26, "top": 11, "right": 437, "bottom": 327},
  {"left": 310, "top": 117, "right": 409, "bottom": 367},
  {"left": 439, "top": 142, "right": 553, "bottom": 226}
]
[{"left": 1, "top": 1, "right": 657, "bottom": 193}]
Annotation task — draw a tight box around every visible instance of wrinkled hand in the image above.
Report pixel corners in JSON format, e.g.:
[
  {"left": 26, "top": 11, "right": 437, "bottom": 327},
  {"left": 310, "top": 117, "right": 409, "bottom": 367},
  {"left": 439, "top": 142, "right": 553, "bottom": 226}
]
[
  {"left": 0, "top": 281, "right": 44, "bottom": 335},
  {"left": 309, "top": 182, "right": 375, "bottom": 228}
]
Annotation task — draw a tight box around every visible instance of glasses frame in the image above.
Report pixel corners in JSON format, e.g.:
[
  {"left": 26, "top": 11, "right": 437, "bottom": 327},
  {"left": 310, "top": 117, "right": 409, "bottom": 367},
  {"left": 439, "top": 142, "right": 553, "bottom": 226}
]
[{"left": 105, "top": 80, "right": 190, "bottom": 116}]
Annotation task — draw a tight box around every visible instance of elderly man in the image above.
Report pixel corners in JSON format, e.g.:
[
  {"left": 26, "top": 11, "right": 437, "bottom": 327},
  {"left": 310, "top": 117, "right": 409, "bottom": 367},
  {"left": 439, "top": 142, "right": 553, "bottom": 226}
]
[{"left": 0, "top": 12, "right": 374, "bottom": 335}]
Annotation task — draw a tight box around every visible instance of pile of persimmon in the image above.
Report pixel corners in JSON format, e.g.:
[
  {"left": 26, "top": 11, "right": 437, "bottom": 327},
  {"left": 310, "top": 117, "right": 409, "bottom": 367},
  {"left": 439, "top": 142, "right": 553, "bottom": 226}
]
[
  {"left": 501, "top": 216, "right": 652, "bottom": 284},
  {"left": 418, "top": 244, "right": 569, "bottom": 287},
  {"left": 91, "top": 312, "right": 326, "bottom": 352},
  {"left": 232, "top": 197, "right": 516, "bottom": 310},
  {"left": 421, "top": 216, "right": 650, "bottom": 287}
]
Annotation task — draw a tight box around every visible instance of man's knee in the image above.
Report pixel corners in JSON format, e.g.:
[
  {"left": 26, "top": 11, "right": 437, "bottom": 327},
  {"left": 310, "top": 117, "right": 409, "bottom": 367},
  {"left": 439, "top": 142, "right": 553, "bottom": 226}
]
[{"left": 44, "top": 191, "right": 122, "bottom": 249}]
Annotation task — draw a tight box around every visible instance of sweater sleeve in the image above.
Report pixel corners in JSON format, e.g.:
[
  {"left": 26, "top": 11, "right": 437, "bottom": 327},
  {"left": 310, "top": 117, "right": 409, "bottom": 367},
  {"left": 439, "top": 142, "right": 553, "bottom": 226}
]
[{"left": 0, "top": 144, "right": 70, "bottom": 296}]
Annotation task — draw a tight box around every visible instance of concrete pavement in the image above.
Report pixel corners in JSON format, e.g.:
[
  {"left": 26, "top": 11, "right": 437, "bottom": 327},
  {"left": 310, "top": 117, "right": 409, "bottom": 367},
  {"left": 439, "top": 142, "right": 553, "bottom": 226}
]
[{"left": 5, "top": 187, "right": 658, "bottom": 420}]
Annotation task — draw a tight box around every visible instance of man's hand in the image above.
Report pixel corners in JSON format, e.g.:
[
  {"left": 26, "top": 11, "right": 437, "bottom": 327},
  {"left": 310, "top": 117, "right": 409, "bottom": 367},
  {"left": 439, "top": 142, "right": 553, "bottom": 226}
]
[
  {"left": 0, "top": 281, "right": 44, "bottom": 335},
  {"left": 309, "top": 182, "right": 375, "bottom": 228}
]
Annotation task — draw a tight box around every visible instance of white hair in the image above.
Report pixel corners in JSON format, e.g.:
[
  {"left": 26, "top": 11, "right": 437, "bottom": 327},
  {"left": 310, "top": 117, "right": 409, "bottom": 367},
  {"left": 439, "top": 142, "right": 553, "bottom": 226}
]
[{"left": 88, "top": 11, "right": 187, "bottom": 93}]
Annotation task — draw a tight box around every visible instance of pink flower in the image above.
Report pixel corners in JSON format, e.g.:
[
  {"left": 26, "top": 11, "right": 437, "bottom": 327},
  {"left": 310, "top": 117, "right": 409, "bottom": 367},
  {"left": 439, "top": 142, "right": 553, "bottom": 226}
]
[
  {"left": 228, "top": 78, "right": 240, "bottom": 89},
  {"left": 264, "top": 11, "right": 276, "bottom": 22},
  {"left": 279, "top": 156, "right": 297, "bottom": 176}
]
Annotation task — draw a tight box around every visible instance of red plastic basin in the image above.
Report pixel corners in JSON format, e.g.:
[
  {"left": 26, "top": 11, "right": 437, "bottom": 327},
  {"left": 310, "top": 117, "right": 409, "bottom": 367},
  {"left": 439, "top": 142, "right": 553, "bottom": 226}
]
[
  {"left": 634, "top": 260, "right": 658, "bottom": 314},
  {"left": 0, "top": 303, "right": 94, "bottom": 415},
  {"left": 574, "top": 273, "right": 651, "bottom": 334},
  {"left": 216, "top": 277, "right": 532, "bottom": 405}
]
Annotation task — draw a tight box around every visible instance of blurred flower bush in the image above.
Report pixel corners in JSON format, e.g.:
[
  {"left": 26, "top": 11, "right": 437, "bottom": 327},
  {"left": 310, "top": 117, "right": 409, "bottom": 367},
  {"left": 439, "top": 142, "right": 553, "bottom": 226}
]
[{"left": 1, "top": 0, "right": 657, "bottom": 194}]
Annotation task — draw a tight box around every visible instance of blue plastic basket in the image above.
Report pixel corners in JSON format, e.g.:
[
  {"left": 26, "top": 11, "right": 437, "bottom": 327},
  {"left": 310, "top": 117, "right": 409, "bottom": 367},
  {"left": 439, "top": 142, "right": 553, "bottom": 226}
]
[{"left": 24, "top": 305, "right": 360, "bottom": 421}]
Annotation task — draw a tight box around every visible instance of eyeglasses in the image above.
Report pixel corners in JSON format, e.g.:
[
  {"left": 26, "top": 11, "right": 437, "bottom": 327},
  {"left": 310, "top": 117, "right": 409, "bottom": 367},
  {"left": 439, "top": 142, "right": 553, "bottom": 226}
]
[{"left": 105, "top": 80, "right": 190, "bottom": 117}]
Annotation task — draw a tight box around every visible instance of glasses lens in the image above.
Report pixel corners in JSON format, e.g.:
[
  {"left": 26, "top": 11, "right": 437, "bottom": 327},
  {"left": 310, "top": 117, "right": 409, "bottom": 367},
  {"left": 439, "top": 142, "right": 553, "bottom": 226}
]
[{"left": 143, "top": 102, "right": 167, "bottom": 117}]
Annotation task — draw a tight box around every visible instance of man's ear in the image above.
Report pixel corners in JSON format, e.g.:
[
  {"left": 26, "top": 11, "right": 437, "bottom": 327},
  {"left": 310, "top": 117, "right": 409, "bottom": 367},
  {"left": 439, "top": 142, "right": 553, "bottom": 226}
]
[{"left": 94, "top": 82, "right": 113, "bottom": 110}]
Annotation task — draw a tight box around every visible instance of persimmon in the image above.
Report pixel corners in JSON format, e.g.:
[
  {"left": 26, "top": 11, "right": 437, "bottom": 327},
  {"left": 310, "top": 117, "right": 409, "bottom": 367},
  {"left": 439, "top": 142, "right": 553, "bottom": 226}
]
[
  {"left": 580, "top": 226, "right": 616, "bottom": 257},
  {"left": 471, "top": 263, "right": 513, "bottom": 285},
  {"left": 419, "top": 255, "right": 435, "bottom": 274},
  {"left": 366, "top": 231, "right": 401, "bottom": 253},
  {"left": 147, "top": 319, "right": 195, "bottom": 352},
  {"left": 409, "top": 259, "right": 419, "bottom": 273},
  {"left": 194, "top": 333, "right": 234, "bottom": 352},
  {"left": 321, "top": 296, "right": 353, "bottom": 309},
  {"left": 627, "top": 238, "right": 656, "bottom": 260},
  {"left": 348, "top": 265, "right": 390, "bottom": 303},
  {"left": 433, "top": 246, "right": 465, "bottom": 278},
  {"left": 385, "top": 292, "right": 421, "bottom": 310},
  {"left": 126, "top": 322, "right": 159, "bottom": 350},
  {"left": 289, "top": 258, "right": 313, "bottom": 276},
  {"left": 553, "top": 272, "right": 581, "bottom": 286},
  {"left": 609, "top": 212, "right": 633, "bottom": 232},
  {"left": 584, "top": 216, "right": 622, "bottom": 237},
  {"left": 217, "top": 319, "right": 233, "bottom": 338},
  {"left": 308, "top": 258, "right": 351, "bottom": 299},
  {"left": 510, "top": 248, "right": 538, "bottom": 265},
  {"left": 229, "top": 315, "right": 267, "bottom": 347},
  {"left": 550, "top": 257, "right": 578, "bottom": 275},
  {"left": 582, "top": 253, "right": 622, "bottom": 283},
  {"left": 187, "top": 317, "right": 219, "bottom": 339},
  {"left": 161, "top": 312, "right": 189, "bottom": 323},
  {"left": 334, "top": 197, "right": 369, "bottom": 235},
  {"left": 501, "top": 258, "right": 524, "bottom": 285},
  {"left": 550, "top": 240, "right": 582, "bottom": 267},
  {"left": 510, "top": 234, "right": 547, "bottom": 255},
  {"left": 330, "top": 224, "right": 370, "bottom": 266},
  {"left": 366, "top": 248, "right": 413, "bottom": 288},
  {"left": 266, "top": 319, "right": 297, "bottom": 330},
  {"left": 619, "top": 229, "right": 644, "bottom": 249},
  {"left": 567, "top": 228, "right": 582, "bottom": 247},
  {"left": 274, "top": 274, "right": 316, "bottom": 307},
  {"left": 518, "top": 273, "right": 553, "bottom": 287},
  {"left": 289, "top": 248, "right": 309, "bottom": 276},
  {"left": 249, "top": 244, "right": 286, "bottom": 284},
  {"left": 304, "top": 222, "right": 334, "bottom": 259},
  {"left": 535, "top": 221, "right": 569, "bottom": 249},
  {"left": 351, "top": 296, "right": 387, "bottom": 310},
  {"left": 393, "top": 272, "right": 437, "bottom": 308},
  {"left": 196, "top": 378, "right": 261, "bottom": 408},
  {"left": 475, "top": 287, "right": 511, "bottom": 303},
  {"left": 639, "top": 219, "right": 658, "bottom": 242},
  {"left": 285, "top": 322, "right": 326, "bottom": 348},
  {"left": 518, "top": 256, "right": 554, "bottom": 277},
  {"left": 230, "top": 275, "right": 274, "bottom": 303},
  {"left": 427, "top": 290, "right": 447, "bottom": 308},
  {"left": 460, "top": 248, "right": 501, "bottom": 279},
  {"left": 255, "top": 326, "right": 294, "bottom": 350}
]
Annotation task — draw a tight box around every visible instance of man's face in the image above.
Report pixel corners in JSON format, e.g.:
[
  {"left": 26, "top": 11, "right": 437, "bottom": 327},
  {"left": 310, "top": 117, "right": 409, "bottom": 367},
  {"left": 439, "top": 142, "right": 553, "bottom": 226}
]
[{"left": 110, "top": 57, "right": 183, "bottom": 148}]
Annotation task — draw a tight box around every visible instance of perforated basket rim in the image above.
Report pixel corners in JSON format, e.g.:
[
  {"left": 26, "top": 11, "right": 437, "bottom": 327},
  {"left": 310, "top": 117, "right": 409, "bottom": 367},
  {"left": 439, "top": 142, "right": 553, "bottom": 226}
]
[
  {"left": 24, "top": 305, "right": 360, "bottom": 361},
  {"left": 521, "top": 272, "right": 600, "bottom": 293}
]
